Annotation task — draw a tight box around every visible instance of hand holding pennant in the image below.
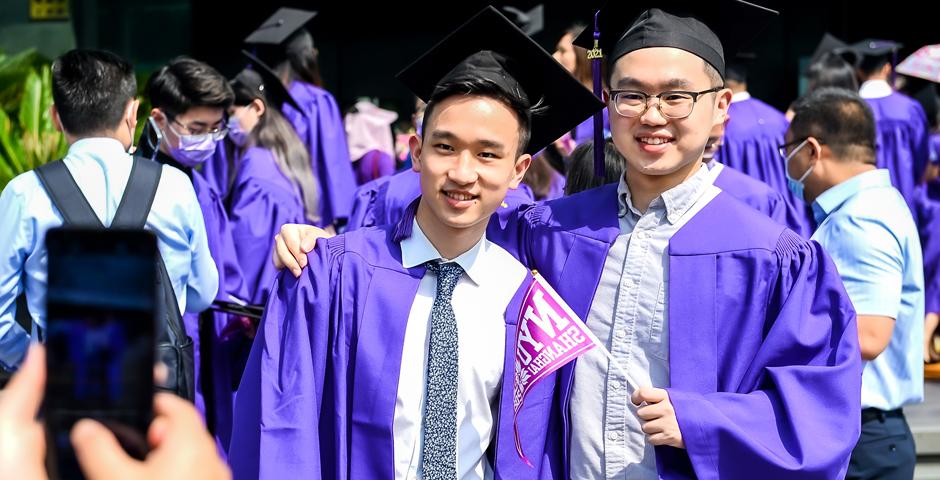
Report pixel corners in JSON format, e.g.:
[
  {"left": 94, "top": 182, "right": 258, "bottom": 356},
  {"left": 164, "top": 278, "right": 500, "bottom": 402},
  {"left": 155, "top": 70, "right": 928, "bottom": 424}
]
[{"left": 511, "top": 271, "right": 642, "bottom": 465}]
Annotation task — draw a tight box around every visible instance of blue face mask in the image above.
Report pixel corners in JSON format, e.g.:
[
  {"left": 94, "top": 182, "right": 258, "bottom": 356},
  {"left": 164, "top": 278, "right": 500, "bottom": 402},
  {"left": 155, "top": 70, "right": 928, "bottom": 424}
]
[
  {"left": 227, "top": 115, "right": 249, "bottom": 147},
  {"left": 785, "top": 139, "right": 813, "bottom": 202},
  {"left": 165, "top": 120, "right": 224, "bottom": 168}
]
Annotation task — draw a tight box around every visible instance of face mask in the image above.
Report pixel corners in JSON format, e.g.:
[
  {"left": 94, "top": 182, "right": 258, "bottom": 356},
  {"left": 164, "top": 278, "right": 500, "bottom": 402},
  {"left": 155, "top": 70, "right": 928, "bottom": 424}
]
[
  {"left": 785, "top": 139, "right": 813, "bottom": 202},
  {"left": 167, "top": 122, "right": 221, "bottom": 167},
  {"left": 227, "top": 115, "right": 249, "bottom": 147}
]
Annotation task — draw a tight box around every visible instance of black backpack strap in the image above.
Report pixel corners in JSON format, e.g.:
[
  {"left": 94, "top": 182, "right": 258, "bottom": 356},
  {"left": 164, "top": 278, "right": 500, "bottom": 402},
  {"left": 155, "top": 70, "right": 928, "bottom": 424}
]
[
  {"left": 34, "top": 161, "right": 103, "bottom": 227},
  {"left": 112, "top": 157, "right": 163, "bottom": 229}
]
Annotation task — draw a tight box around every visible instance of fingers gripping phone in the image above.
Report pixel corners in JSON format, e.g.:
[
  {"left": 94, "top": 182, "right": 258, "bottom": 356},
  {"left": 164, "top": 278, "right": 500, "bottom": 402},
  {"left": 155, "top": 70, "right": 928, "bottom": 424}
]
[{"left": 43, "top": 228, "right": 157, "bottom": 478}]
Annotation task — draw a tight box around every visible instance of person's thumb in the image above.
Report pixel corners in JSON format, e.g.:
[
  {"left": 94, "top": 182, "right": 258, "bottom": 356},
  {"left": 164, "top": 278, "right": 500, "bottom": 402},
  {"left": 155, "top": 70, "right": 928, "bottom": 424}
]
[{"left": 70, "top": 419, "right": 143, "bottom": 480}]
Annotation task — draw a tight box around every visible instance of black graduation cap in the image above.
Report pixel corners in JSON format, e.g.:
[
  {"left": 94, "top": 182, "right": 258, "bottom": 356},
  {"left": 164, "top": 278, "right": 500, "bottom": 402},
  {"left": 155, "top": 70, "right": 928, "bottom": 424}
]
[
  {"left": 396, "top": 6, "right": 604, "bottom": 156},
  {"left": 244, "top": 8, "right": 317, "bottom": 66},
  {"left": 244, "top": 8, "right": 317, "bottom": 46},
  {"left": 233, "top": 50, "right": 302, "bottom": 113},
  {"left": 809, "top": 33, "right": 859, "bottom": 67},
  {"left": 725, "top": 52, "right": 757, "bottom": 84},
  {"left": 851, "top": 39, "right": 904, "bottom": 59},
  {"left": 573, "top": 0, "right": 778, "bottom": 79}
]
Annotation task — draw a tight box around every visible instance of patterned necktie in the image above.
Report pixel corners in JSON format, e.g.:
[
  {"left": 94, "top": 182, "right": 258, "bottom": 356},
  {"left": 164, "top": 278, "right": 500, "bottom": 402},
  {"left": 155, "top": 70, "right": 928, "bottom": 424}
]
[{"left": 421, "top": 260, "right": 464, "bottom": 480}]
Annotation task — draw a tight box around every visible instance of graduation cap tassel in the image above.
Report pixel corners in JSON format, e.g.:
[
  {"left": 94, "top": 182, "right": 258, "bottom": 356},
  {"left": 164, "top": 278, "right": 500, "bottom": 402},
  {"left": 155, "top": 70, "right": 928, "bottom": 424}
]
[{"left": 589, "top": 11, "right": 605, "bottom": 178}]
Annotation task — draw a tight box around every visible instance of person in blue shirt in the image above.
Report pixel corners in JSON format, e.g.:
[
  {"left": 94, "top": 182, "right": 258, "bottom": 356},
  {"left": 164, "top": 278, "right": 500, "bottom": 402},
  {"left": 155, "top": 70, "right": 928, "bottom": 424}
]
[
  {"left": 0, "top": 49, "right": 218, "bottom": 371},
  {"left": 784, "top": 87, "right": 924, "bottom": 480}
]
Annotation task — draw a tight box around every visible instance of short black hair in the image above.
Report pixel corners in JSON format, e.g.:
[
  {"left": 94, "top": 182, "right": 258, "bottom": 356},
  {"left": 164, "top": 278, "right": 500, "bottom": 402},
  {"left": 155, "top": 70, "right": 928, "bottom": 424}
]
[
  {"left": 807, "top": 52, "right": 859, "bottom": 93},
  {"left": 564, "top": 139, "right": 624, "bottom": 195},
  {"left": 859, "top": 54, "right": 892, "bottom": 78},
  {"left": 421, "top": 76, "right": 533, "bottom": 156},
  {"left": 51, "top": 49, "right": 136, "bottom": 137},
  {"left": 790, "top": 87, "right": 876, "bottom": 164},
  {"left": 145, "top": 56, "right": 233, "bottom": 118}
]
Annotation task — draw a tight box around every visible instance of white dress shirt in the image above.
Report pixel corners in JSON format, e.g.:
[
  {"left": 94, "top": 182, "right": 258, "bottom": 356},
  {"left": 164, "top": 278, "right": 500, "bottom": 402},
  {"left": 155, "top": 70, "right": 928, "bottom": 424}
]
[{"left": 393, "top": 219, "right": 528, "bottom": 479}]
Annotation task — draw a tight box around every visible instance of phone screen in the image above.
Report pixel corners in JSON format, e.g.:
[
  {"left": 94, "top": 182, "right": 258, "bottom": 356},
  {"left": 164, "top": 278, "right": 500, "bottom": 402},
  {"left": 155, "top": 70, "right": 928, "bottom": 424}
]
[{"left": 44, "top": 228, "right": 156, "bottom": 478}]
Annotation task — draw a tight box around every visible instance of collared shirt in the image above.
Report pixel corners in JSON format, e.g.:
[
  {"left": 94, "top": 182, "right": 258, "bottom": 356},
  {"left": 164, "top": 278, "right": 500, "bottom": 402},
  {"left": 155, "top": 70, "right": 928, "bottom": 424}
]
[
  {"left": 0, "top": 138, "right": 218, "bottom": 370},
  {"left": 859, "top": 80, "right": 893, "bottom": 100},
  {"left": 394, "top": 219, "right": 527, "bottom": 479},
  {"left": 811, "top": 169, "right": 924, "bottom": 410},
  {"left": 731, "top": 91, "right": 752, "bottom": 103},
  {"left": 569, "top": 164, "right": 721, "bottom": 479}
]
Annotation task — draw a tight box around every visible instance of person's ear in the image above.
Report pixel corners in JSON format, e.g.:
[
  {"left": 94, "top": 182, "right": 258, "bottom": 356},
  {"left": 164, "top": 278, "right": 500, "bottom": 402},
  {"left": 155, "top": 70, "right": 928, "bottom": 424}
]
[
  {"left": 510, "top": 153, "right": 532, "bottom": 188},
  {"left": 251, "top": 98, "right": 266, "bottom": 117},
  {"left": 409, "top": 134, "right": 423, "bottom": 173},
  {"left": 50, "top": 104, "right": 64, "bottom": 133}
]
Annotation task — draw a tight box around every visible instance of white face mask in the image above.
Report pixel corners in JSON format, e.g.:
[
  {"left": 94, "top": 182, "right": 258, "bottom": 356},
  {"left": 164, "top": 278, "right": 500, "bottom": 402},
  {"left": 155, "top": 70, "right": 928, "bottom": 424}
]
[{"left": 784, "top": 139, "right": 813, "bottom": 202}]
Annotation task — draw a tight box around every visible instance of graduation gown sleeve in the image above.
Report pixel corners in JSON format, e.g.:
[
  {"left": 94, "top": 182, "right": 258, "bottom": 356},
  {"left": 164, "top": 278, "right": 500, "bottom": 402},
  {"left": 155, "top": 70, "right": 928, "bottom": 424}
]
[{"left": 662, "top": 211, "right": 862, "bottom": 479}]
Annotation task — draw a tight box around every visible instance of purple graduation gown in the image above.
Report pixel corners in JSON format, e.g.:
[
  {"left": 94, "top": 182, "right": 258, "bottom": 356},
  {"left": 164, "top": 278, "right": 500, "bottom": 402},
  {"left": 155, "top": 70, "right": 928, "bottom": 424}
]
[
  {"left": 915, "top": 180, "right": 940, "bottom": 314},
  {"left": 930, "top": 133, "right": 940, "bottom": 165},
  {"left": 572, "top": 108, "right": 610, "bottom": 145},
  {"left": 716, "top": 98, "right": 808, "bottom": 220},
  {"left": 345, "top": 168, "right": 536, "bottom": 231},
  {"left": 229, "top": 206, "right": 564, "bottom": 479},
  {"left": 864, "top": 92, "right": 930, "bottom": 210},
  {"left": 201, "top": 142, "right": 232, "bottom": 200},
  {"left": 711, "top": 161, "right": 810, "bottom": 236},
  {"left": 487, "top": 184, "right": 862, "bottom": 479},
  {"left": 282, "top": 81, "right": 358, "bottom": 226},
  {"left": 355, "top": 149, "right": 396, "bottom": 185},
  {"left": 228, "top": 146, "right": 308, "bottom": 305}
]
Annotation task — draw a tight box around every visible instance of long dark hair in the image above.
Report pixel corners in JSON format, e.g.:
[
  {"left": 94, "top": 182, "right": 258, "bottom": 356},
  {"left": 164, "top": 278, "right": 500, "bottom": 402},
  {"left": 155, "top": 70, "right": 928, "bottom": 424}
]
[
  {"left": 231, "top": 72, "right": 320, "bottom": 223},
  {"left": 277, "top": 30, "right": 323, "bottom": 87}
]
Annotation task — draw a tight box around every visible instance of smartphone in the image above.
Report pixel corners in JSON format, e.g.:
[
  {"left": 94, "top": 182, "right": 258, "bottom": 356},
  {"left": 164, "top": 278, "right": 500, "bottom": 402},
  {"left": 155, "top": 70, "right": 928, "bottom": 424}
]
[{"left": 43, "top": 228, "right": 157, "bottom": 479}]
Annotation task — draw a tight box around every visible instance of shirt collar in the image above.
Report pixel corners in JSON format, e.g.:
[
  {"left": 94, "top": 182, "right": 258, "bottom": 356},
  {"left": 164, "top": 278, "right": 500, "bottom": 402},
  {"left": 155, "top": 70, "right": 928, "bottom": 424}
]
[
  {"left": 812, "top": 169, "right": 892, "bottom": 223},
  {"left": 731, "top": 91, "right": 751, "bottom": 103},
  {"left": 618, "top": 162, "right": 712, "bottom": 225},
  {"left": 400, "top": 218, "right": 488, "bottom": 286},
  {"left": 68, "top": 137, "right": 128, "bottom": 156},
  {"left": 859, "top": 80, "right": 893, "bottom": 99}
]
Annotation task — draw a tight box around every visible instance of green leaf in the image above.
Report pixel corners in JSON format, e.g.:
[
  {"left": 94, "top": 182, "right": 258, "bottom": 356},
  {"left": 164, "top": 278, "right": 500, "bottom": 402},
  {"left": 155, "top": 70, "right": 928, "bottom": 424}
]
[
  {"left": 0, "top": 107, "right": 24, "bottom": 173},
  {"left": 18, "top": 70, "right": 41, "bottom": 138}
]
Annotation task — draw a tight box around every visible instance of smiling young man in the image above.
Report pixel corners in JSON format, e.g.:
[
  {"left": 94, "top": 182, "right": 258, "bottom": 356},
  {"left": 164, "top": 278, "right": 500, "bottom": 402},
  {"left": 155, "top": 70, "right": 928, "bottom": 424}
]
[
  {"left": 228, "top": 7, "right": 602, "bottom": 480},
  {"left": 272, "top": 1, "right": 863, "bottom": 477}
]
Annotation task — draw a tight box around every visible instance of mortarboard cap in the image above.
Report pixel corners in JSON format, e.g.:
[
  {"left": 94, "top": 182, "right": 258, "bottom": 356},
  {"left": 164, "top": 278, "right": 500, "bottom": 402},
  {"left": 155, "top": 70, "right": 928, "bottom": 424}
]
[
  {"left": 244, "top": 8, "right": 318, "bottom": 67},
  {"left": 572, "top": 0, "right": 778, "bottom": 79},
  {"left": 851, "top": 39, "right": 904, "bottom": 59},
  {"left": 233, "top": 50, "right": 302, "bottom": 113},
  {"left": 809, "top": 33, "right": 859, "bottom": 67},
  {"left": 396, "top": 6, "right": 604, "bottom": 156},
  {"left": 244, "top": 8, "right": 317, "bottom": 46}
]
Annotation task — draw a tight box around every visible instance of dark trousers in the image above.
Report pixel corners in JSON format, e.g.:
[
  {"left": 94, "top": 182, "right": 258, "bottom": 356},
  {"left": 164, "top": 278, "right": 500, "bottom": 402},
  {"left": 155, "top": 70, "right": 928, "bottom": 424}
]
[{"left": 846, "top": 408, "right": 916, "bottom": 480}]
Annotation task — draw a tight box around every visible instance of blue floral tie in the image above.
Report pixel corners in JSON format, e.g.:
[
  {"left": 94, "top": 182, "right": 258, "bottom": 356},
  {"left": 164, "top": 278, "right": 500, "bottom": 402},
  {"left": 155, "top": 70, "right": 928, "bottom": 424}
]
[{"left": 421, "top": 260, "right": 464, "bottom": 480}]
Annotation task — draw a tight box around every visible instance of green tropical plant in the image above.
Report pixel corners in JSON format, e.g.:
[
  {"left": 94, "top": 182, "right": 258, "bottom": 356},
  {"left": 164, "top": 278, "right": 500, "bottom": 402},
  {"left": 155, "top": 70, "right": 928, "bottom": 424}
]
[{"left": 0, "top": 49, "right": 68, "bottom": 190}]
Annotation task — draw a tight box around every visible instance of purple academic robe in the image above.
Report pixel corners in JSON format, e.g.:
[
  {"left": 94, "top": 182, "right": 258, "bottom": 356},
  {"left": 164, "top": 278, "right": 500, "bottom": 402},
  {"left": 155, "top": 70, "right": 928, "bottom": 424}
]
[
  {"left": 711, "top": 161, "right": 810, "bottom": 236},
  {"left": 864, "top": 92, "right": 930, "bottom": 211},
  {"left": 487, "top": 184, "right": 862, "bottom": 479},
  {"left": 228, "top": 206, "right": 564, "bottom": 479},
  {"left": 355, "top": 149, "right": 396, "bottom": 185},
  {"left": 201, "top": 142, "right": 232, "bottom": 200},
  {"left": 345, "top": 168, "right": 536, "bottom": 231},
  {"left": 228, "top": 146, "right": 307, "bottom": 305},
  {"left": 716, "top": 98, "right": 809, "bottom": 220},
  {"left": 282, "top": 81, "right": 357, "bottom": 226},
  {"left": 190, "top": 170, "right": 251, "bottom": 453},
  {"left": 572, "top": 108, "right": 610, "bottom": 145},
  {"left": 930, "top": 133, "right": 940, "bottom": 165},
  {"left": 915, "top": 180, "right": 940, "bottom": 314}
]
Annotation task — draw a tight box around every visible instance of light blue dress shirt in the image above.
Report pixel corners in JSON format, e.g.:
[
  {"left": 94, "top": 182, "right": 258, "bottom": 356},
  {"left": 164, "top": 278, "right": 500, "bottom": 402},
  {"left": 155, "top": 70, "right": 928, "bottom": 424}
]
[
  {"left": 0, "top": 138, "right": 218, "bottom": 370},
  {"left": 811, "top": 168, "right": 924, "bottom": 410}
]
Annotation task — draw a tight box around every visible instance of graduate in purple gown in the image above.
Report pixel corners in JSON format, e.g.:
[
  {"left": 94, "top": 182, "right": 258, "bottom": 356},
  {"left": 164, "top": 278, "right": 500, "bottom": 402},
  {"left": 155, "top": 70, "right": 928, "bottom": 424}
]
[
  {"left": 273, "top": 3, "right": 861, "bottom": 477},
  {"left": 139, "top": 57, "right": 250, "bottom": 449},
  {"left": 705, "top": 118, "right": 811, "bottom": 235},
  {"left": 229, "top": 7, "right": 604, "bottom": 479},
  {"left": 346, "top": 168, "right": 535, "bottom": 231},
  {"left": 715, "top": 56, "right": 804, "bottom": 217},
  {"left": 225, "top": 56, "right": 321, "bottom": 305},
  {"left": 914, "top": 181, "right": 940, "bottom": 363},
  {"left": 853, "top": 39, "right": 931, "bottom": 211},
  {"left": 540, "top": 2, "right": 859, "bottom": 477},
  {"left": 244, "top": 8, "right": 357, "bottom": 227}
]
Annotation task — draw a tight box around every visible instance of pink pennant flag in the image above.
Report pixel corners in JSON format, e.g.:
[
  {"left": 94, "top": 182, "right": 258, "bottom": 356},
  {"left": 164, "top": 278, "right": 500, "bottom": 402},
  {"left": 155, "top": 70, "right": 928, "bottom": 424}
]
[{"left": 511, "top": 272, "right": 636, "bottom": 465}]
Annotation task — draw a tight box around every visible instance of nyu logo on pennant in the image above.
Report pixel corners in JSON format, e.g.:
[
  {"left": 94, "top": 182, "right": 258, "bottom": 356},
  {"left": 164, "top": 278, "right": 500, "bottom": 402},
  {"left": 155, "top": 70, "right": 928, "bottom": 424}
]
[{"left": 511, "top": 271, "right": 612, "bottom": 465}]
